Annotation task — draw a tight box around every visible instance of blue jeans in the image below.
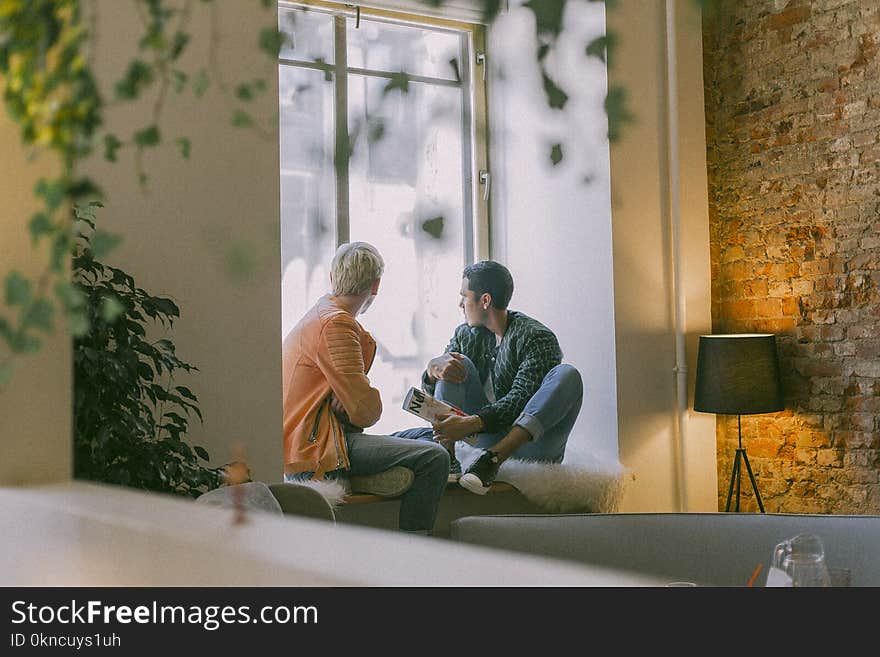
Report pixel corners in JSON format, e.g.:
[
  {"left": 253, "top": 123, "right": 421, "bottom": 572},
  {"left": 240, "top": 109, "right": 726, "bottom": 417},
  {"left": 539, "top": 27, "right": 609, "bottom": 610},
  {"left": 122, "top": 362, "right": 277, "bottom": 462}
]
[
  {"left": 394, "top": 355, "right": 583, "bottom": 463},
  {"left": 284, "top": 431, "right": 450, "bottom": 533}
]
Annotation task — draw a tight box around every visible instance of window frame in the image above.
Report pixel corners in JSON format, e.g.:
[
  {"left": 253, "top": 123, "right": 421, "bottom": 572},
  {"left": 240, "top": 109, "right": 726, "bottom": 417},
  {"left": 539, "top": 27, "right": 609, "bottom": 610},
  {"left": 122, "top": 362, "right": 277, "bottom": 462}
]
[{"left": 278, "top": 0, "right": 490, "bottom": 263}]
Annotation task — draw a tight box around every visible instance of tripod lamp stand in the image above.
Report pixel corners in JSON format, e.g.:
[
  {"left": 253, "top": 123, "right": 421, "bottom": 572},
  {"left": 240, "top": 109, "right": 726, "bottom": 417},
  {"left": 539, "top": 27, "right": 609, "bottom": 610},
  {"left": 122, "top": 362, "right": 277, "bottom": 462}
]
[{"left": 694, "top": 334, "right": 784, "bottom": 513}]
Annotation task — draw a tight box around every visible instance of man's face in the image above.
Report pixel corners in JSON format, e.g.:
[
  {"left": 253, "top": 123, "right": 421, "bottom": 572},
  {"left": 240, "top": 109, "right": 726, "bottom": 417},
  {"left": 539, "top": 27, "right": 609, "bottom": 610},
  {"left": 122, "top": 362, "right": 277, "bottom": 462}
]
[
  {"left": 459, "top": 278, "right": 487, "bottom": 327},
  {"left": 357, "top": 278, "right": 380, "bottom": 315}
]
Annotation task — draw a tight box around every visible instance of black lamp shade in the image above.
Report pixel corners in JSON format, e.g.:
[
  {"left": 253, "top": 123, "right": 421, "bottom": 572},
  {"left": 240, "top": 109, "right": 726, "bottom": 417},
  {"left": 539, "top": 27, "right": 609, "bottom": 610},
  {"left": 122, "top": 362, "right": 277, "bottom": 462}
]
[{"left": 694, "top": 334, "right": 784, "bottom": 415}]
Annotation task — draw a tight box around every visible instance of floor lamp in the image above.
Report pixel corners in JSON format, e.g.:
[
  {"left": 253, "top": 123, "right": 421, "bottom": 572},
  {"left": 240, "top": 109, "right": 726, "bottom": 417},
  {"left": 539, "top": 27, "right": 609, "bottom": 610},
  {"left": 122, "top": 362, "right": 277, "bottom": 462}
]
[{"left": 694, "top": 334, "right": 784, "bottom": 513}]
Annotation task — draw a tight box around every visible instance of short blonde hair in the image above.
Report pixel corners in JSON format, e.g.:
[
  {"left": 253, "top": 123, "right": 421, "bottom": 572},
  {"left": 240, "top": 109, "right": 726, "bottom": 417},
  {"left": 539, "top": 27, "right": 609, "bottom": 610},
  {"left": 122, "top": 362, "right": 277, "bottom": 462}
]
[{"left": 331, "top": 242, "right": 384, "bottom": 296}]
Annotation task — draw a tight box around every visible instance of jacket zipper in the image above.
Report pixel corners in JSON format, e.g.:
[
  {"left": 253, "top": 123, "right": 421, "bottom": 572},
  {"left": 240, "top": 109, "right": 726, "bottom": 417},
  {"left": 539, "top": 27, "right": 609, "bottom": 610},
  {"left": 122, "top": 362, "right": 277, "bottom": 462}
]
[
  {"left": 307, "top": 398, "right": 327, "bottom": 442},
  {"left": 310, "top": 396, "right": 347, "bottom": 469},
  {"left": 332, "top": 414, "right": 346, "bottom": 469}
]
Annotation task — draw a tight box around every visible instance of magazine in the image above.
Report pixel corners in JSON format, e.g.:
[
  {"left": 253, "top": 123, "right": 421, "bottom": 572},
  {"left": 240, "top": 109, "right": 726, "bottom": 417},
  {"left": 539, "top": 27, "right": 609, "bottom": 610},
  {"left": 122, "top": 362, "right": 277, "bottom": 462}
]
[{"left": 402, "top": 386, "right": 466, "bottom": 423}]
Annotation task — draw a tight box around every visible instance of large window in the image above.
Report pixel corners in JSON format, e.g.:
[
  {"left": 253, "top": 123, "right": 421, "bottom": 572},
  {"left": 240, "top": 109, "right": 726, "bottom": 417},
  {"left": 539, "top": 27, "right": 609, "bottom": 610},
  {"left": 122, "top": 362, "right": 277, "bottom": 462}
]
[{"left": 279, "top": 2, "right": 488, "bottom": 434}]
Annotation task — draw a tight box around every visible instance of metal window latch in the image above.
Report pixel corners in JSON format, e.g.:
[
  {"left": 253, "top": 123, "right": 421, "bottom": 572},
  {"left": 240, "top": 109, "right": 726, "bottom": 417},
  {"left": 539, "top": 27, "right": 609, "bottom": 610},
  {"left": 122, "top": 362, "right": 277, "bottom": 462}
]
[
  {"left": 479, "top": 170, "right": 491, "bottom": 202},
  {"left": 476, "top": 52, "right": 486, "bottom": 81}
]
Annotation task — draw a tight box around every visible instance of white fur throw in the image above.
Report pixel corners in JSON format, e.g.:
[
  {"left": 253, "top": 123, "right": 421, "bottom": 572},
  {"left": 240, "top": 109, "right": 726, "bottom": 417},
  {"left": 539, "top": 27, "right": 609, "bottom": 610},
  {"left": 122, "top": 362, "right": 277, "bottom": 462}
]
[
  {"left": 289, "top": 445, "right": 631, "bottom": 514},
  {"left": 458, "top": 443, "right": 632, "bottom": 514},
  {"left": 293, "top": 477, "right": 350, "bottom": 509}
]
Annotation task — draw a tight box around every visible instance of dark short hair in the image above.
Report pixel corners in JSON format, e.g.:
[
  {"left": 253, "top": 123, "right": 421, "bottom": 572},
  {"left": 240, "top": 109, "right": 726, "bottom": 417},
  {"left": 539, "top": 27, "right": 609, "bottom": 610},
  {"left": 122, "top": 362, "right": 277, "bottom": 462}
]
[{"left": 462, "top": 261, "right": 514, "bottom": 310}]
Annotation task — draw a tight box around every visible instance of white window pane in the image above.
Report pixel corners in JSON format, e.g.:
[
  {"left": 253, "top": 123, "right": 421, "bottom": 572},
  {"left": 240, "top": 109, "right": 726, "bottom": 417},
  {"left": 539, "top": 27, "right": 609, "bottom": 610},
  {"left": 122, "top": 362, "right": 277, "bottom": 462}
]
[
  {"left": 348, "top": 76, "right": 467, "bottom": 435},
  {"left": 280, "top": 65, "right": 336, "bottom": 338},
  {"left": 347, "top": 17, "right": 461, "bottom": 81},
  {"left": 279, "top": 6, "right": 335, "bottom": 64}
]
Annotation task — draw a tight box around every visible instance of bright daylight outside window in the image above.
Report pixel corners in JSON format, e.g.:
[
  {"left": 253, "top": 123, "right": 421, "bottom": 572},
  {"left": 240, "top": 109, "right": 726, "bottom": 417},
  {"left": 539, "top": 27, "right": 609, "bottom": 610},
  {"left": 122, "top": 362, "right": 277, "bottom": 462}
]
[{"left": 278, "top": 2, "right": 488, "bottom": 434}]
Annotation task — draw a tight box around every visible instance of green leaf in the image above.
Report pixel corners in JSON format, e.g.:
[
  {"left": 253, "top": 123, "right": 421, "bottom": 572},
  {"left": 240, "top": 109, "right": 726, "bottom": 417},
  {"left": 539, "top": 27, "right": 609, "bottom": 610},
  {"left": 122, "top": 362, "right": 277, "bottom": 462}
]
[
  {"left": 421, "top": 216, "right": 444, "bottom": 239},
  {"left": 90, "top": 230, "right": 123, "bottom": 259},
  {"left": 258, "top": 27, "right": 285, "bottom": 57},
  {"left": 10, "top": 332, "right": 42, "bottom": 354},
  {"left": 193, "top": 68, "right": 210, "bottom": 98},
  {"left": 50, "top": 234, "right": 71, "bottom": 272},
  {"left": 134, "top": 124, "right": 161, "bottom": 148},
  {"left": 20, "top": 298, "right": 54, "bottom": 334},
  {"left": 5, "top": 271, "right": 32, "bottom": 307},
  {"left": 153, "top": 297, "right": 180, "bottom": 318},
  {"left": 175, "top": 385, "right": 197, "bottom": 401},
  {"left": 449, "top": 58, "right": 461, "bottom": 83},
  {"left": 537, "top": 43, "right": 550, "bottom": 62},
  {"left": 67, "top": 179, "right": 102, "bottom": 201},
  {"left": 550, "top": 143, "right": 563, "bottom": 166},
  {"left": 224, "top": 243, "right": 257, "bottom": 281},
  {"left": 34, "top": 178, "right": 66, "bottom": 210},
  {"left": 115, "top": 59, "right": 155, "bottom": 100},
  {"left": 605, "top": 85, "right": 635, "bottom": 143},
  {"left": 67, "top": 311, "right": 90, "bottom": 338},
  {"left": 100, "top": 295, "right": 126, "bottom": 323},
  {"left": 231, "top": 110, "right": 253, "bottom": 128},
  {"left": 55, "top": 280, "right": 86, "bottom": 311},
  {"left": 383, "top": 72, "right": 410, "bottom": 96},
  {"left": 0, "top": 361, "right": 14, "bottom": 386},
  {"left": 524, "top": 0, "right": 567, "bottom": 38},
  {"left": 74, "top": 201, "right": 103, "bottom": 225},
  {"left": 103, "top": 134, "right": 122, "bottom": 162},
  {"left": 169, "top": 31, "right": 190, "bottom": 60},
  {"left": 28, "top": 212, "right": 52, "bottom": 244},
  {"left": 171, "top": 69, "right": 188, "bottom": 93},
  {"left": 235, "top": 83, "right": 254, "bottom": 101},
  {"left": 542, "top": 72, "right": 568, "bottom": 110},
  {"left": 481, "top": 0, "right": 503, "bottom": 23},
  {"left": 194, "top": 446, "right": 209, "bottom": 460},
  {"left": 368, "top": 119, "right": 385, "bottom": 143},
  {"left": 174, "top": 136, "right": 191, "bottom": 159},
  {"left": 314, "top": 58, "right": 333, "bottom": 82},
  {"left": 585, "top": 34, "right": 617, "bottom": 64}
]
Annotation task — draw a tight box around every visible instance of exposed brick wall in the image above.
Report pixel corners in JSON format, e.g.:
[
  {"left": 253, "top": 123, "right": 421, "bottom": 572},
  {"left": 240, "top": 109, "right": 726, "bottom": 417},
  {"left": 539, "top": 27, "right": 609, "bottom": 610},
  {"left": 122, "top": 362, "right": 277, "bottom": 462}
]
[{"left": 702, "top": 0, "right": 880, "bottom": 513}]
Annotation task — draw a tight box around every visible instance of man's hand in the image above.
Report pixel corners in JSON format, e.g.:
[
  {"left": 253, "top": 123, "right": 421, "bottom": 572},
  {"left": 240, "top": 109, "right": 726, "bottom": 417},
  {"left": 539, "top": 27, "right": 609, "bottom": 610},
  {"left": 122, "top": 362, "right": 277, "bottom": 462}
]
[
  {"left": 431, "top": 412, "right": 483, "bottom": 443},
  {"left": 329, "top": 393, "right": 359, "bottom": 430},
  {"left": 427, "top": 352, "right": 468, "bottom": 384}
]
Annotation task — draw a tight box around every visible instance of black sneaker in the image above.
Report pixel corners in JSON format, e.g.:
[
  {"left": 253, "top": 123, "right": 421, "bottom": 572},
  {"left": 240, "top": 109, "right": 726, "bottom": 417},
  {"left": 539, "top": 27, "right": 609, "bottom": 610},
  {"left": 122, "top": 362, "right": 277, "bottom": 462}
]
[
  {"left": 448, "top": 457, "right": 463, "bottom": 483},
  {"left": 459, "top": 450, "right": 500, "bottom": 495}
]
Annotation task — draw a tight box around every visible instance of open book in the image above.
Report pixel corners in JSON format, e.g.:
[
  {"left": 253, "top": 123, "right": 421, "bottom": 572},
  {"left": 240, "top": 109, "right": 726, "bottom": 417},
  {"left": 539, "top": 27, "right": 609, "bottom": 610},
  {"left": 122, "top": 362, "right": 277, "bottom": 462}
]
[{"left": 402, "top": 386, "right": 466, "bottom": 423}]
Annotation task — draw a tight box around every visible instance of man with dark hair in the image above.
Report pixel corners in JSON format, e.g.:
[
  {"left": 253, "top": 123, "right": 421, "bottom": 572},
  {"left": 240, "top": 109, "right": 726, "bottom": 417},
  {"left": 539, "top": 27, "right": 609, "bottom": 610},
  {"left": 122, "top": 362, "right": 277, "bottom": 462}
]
[{"left": 395, "top": 260, "right": 583, "bottom": 494}]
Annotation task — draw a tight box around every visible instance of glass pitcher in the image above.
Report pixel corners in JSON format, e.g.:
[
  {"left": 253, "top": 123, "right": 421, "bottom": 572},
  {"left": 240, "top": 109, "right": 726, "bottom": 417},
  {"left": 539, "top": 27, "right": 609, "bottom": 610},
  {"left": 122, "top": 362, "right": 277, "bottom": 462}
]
[{"left": 770, "top": 532, "right": 832, "bottom": 587}]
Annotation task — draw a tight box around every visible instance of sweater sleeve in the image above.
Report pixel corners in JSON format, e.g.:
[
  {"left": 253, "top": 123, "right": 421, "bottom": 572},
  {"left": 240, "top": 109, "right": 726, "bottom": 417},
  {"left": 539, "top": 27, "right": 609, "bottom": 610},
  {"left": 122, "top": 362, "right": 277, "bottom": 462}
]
[
  {"left": 421, "top": 326, "right": 466, "bottom": 395},
  {"left": 314, "top": 314, "right": 382, "bottom": 429},
  {"left": 475, "top": 330, "right": 561, "bottom": 433}
]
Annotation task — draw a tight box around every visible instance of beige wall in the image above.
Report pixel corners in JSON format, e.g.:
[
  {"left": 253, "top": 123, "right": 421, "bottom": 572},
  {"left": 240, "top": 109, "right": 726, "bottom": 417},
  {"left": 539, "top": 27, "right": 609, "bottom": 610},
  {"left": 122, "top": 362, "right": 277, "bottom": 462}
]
[
  {"left": 82, "top": 1, "right": 282, "bottom": 482},
  {"left": 1, "top": 0, "right": 718, "bottom": 513},
  {"left": 608, "top": 0, "right": 716, "bottom": 511},
  {"left": 0, "top": 107, "right": 70, "bottom": 485}
]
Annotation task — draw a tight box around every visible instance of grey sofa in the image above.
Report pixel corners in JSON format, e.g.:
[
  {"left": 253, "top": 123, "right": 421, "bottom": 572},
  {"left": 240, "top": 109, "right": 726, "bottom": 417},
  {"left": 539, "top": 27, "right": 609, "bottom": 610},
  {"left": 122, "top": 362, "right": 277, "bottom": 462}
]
[{"left": 449, "top": 512, "right": 880, "bottom": 586}]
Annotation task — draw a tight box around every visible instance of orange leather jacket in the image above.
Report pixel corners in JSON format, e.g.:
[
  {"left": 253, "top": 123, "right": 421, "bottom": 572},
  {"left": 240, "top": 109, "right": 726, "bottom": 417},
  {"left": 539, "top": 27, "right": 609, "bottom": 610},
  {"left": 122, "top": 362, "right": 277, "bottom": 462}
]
[{"left": 282, "top": 295, "right": 380, "bottom": 478}]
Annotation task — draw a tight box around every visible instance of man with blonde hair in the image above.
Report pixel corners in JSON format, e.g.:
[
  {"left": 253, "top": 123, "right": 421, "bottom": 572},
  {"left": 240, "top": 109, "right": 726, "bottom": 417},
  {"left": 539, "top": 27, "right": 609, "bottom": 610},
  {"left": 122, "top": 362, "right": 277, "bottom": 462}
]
[{"left": 282, "top": 241, "right": 450, "bottom": 533}]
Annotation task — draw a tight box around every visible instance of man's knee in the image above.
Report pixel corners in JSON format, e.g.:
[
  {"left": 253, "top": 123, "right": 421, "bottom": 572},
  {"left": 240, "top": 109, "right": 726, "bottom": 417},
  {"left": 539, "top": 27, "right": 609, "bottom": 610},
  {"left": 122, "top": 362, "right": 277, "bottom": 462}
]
[
  {"left": 426, "top": 442, "right": 452, "bottom": 471},
  {"left": 548, "top": 363, "right": 583, "bottom": 396},
  {"left": 440, "top": 354, "right": 478, "bottom": 380}
]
